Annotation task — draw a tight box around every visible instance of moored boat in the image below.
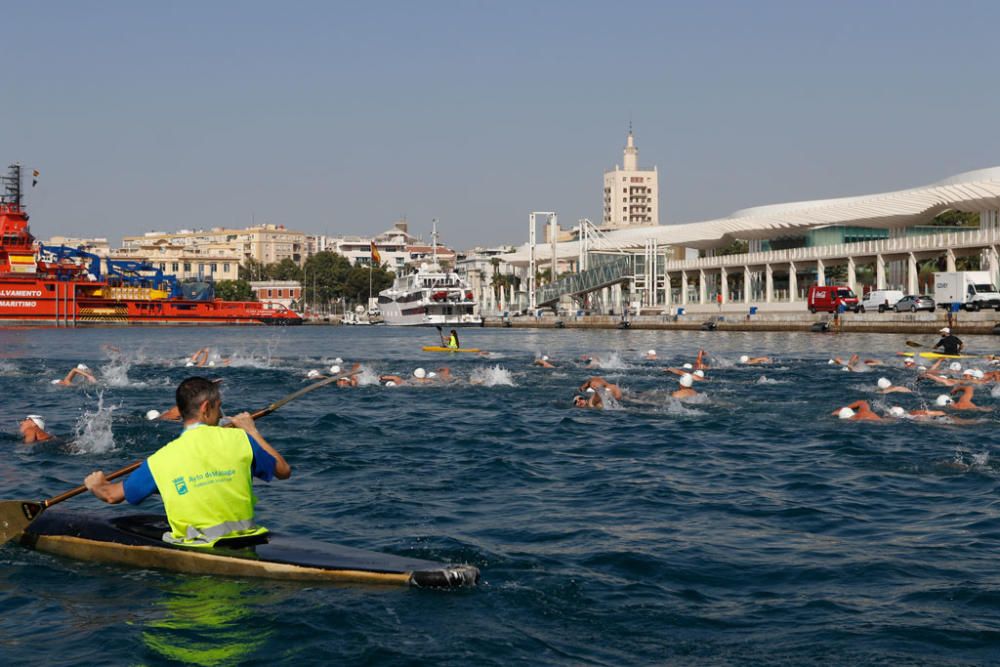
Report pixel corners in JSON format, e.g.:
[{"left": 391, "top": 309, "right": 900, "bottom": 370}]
[
  {"left": 19, "top": 510, "right": 480, "bottom": 588},
  {"left": 0, "top": 164, "right": 301, "bottom": 326}
]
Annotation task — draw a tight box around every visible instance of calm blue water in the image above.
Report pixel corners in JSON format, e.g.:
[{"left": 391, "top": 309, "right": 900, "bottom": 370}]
[{"left": 1, "top": 326, "right": 999, "bottom": 665}]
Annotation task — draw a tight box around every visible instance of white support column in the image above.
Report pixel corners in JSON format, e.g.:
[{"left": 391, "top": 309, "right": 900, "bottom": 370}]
[
  {"left": 816, "top": 258, "right": 825, "bottom": 287},
  {"left": 743, "top": 266, "right": 752, "bottom": 304},
  {"left": 720, "top": 266, "right": 729, "bottom": 303},
  {"left": 698, "top": 269, "right": 707, "bottom": 304},
  {"left": 680, "top": 271, "right": 688, "bottom": 306},
  {"left": 986, "top": 245, "right": 1000, "bottom": 289},
  {"left": 765, "top": 263, "right": 773, "bottom": 303},
  {"left": 788, "top": 261, "right": 797, "bottom": 302},
  {"left": 946, "top": 248, "right": 956, "bottom": 273},
  {"left": 907, "top": 253, "right": 918, "bottom": 295},
  {"left": 528, "top": 213, "right": 536, "bottom": 311},
  {"left": 846, "top": 256, "right": 856, "bottom": 293},
  {"left": 875, "top": 253, "right": 886, "bottom": 290},
  {"left": 664, "top": 271, "right": 672, "bottom": 307}
]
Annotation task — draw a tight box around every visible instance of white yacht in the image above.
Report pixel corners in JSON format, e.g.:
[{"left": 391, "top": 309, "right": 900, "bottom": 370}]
[
  {"left": 378, "top": 262, "right": 480, "bottom": 326},
  {"left": 377, "top": 222, "right": 481, "bottom": 326}
]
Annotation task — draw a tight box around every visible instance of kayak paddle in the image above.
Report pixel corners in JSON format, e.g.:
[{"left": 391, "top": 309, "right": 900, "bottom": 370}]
[
  {"left": 0, "top": 373, "right": 342, "bottom": 545},
  {"left": 905, "top": 340, "right": 924, "bottom": 348}
]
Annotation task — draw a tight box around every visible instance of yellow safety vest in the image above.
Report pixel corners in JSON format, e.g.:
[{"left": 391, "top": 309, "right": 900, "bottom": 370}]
[
  {"left": 147, "top": 425, "right": 268, "bottom": 547},
  {"left": 447, "top": 334, "right": 459, "bottom": 349}
]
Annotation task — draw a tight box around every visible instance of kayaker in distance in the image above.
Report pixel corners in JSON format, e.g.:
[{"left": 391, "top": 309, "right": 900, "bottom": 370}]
[
  {"left": 84, "top": 376, "right": 291, "bottom": 547},
  {"left": 933, "top": 327, "right": 963, "bottom": 355},
  {"left": 447, "top": 329, "right": 460, "bottom": 349},
  {"left": 19, "top": 414, "right": 53, "bottom": 444}
]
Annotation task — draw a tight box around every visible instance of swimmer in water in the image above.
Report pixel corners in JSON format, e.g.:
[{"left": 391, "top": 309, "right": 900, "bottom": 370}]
[
  {"left": 19, "top": 415, "right": 54, "bottom": 444},
  {"left": 53, "top": 364, "right": 98, "bottom": 386},
  {"left": 380, "top": 375, "right": 406, "bottom": 387},
  {"left": 147, "top": 406, "right": 182, "bottom": 421},
  {"left": 949, "top": 385, "right": 990, "bottom": 411},
  {"left": 433, "top": 367, "right": 454, "bottom": 382},
  {"left": 410, "top": 368, "right": 433, "bottom": 384},
  {"left": 876, "top": 377, "right": 912, "bottom": 394},
  {"left": 739, "top": 355, "right": 772, "bottom": 365},
  {"left": 671, "top": 373, "right": 699, "bottom": 400},
  {"left": 694, "top": 349, "right": 709, "bottom": 371},
  {"left": 572, "top": 392, "right": 603, "bottom": 409},
  {"left": 664, "top": 367, "right": 708, "bottom": 381},
  {"left": 578, "top": 377, "right": 623, "bottom": 401},
  {"left": 533, "top": 355, "right": 556, "bottom": 369},
  {"left": 188, "top": 347, "right": 230, "bottom": 368},
  {"left": 645, "top": 349, "right": 657, "bottom": 361},
  {"left": 832, "top": 400, "right": 883, "bottom": 421}
]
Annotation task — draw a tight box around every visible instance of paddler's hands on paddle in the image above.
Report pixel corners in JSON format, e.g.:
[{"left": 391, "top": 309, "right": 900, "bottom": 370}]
[
  {"left": 230, "top": 412, "right": 292, "bottom": 480},
  {"left": 84, "top": 470, "right": 126, "bottom": 504}
]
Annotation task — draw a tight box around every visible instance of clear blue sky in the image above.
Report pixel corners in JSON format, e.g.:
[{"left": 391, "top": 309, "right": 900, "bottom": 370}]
[{"left": 6, "top": 1, "right": 1000, "bottom": 249}]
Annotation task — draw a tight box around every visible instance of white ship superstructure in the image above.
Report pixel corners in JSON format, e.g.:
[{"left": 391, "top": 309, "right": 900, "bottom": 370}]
[{"left": 377, "top": 262, "right": 480, "bottom": 326}]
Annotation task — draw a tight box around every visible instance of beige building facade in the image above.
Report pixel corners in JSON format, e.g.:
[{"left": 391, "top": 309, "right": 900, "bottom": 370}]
[
  {"left": 111, "top": 241, "right": 241, "bottom": 281},
  {"left": 122, "top": 224, "right": 308, "bottom": 266},
  {"left": 602, "top": 129, "right": 659, "bottom": 229}
]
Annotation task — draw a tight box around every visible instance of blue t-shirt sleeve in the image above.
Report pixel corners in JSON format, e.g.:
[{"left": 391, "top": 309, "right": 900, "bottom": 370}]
[
  {"left": 123, "top": 460, "right": 158, "bottom": 505},
  {"left": 249, "top": 435, "right": 277, "bottom": 482}
]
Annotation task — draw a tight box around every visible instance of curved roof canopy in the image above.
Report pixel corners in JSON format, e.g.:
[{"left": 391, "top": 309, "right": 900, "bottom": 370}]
[{"left": 507, "top": 167, "right": 1000, "bottom": 264}]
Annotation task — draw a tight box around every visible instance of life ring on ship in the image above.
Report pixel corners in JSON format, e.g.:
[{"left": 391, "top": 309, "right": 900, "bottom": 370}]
[{"left": 432, "top": 291, "right": 447, "bottom": 301}]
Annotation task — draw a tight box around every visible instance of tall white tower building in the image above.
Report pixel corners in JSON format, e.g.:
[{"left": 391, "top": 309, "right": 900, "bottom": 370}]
[{"left": 602, "top": 128, "right": 659, "bottom": 229}]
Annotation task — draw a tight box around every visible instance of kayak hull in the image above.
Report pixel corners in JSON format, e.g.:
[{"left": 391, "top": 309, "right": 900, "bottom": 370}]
[
  {"left": 900, "top": 351, "right": 976, "bottom": 359},
  {"left": 421, "top": 346, "right": 481, "bottom": 353},
  {"left": 19, "top": 511, "right": 479, "bottom": 588}
]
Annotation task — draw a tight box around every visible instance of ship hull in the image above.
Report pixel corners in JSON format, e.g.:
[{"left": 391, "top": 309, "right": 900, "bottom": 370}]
[{"left": 0, "top": 277, "right": 301, "bottom": 326}]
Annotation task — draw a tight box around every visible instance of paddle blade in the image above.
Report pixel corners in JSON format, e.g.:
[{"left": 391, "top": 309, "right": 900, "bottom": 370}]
[
  {"left": 905, "top": 340, "right": 924, "bottom": 348},
  {"left": 0, "top": 500, "right": 43, "bottom": 544}
]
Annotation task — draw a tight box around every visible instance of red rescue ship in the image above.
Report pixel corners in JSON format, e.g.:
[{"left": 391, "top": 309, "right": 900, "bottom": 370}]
[{"left": 0, "top": 164, "right": 301, "bottom": 326}]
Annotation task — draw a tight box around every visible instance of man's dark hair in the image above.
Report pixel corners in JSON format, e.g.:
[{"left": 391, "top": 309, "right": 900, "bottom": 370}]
[{"left": 176, "top": 376, "right": 222, "bottom": 421}]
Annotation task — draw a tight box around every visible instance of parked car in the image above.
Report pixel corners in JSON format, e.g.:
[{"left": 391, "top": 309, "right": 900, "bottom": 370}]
[
  {"left": 893, "top": 295, "right": 935, "bottom": 312},
  {"left": 859, "top": 289, "right": 904, "bottom": 313},
  {"left": 807, "top": 285, "right": 860, "bottom": 313}
]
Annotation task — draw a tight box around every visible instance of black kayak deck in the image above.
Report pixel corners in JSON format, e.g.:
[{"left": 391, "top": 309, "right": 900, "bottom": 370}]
[{"left": 19, "top": 511, "right": 479, "bottom": 588}]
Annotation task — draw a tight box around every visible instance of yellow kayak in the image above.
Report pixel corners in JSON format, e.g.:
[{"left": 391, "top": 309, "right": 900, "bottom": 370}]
[
  {"left": 899, "top": 351, "right": 976, "bottom": 359},
  {"left": 422, "top": 346, "right": 482, "bottom": 353}
]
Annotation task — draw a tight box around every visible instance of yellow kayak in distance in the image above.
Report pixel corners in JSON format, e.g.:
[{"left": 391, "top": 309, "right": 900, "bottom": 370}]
[
  {"left": 899, "top": 351, "right": 978, "bottom": 359},
  {"left": 422, "top": 346, "right": 482, "bottom": 353}
]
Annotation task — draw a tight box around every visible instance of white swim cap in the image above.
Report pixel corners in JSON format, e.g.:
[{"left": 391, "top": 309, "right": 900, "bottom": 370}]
[
  {"left": 414, "top": 368, "right": 426, "bottom": 379},
  {"left": 935, "top": 394, "right": 953, "bottom": 406},
  {"left": 50, "top": 378, "right": 61, "bottom": 384},
  {"left": 949, "top": 362, "right": 962, "bottom": 372},
  {"left": 877, "top": 377, "right": 892, "bottom": 390},
  {"left": 693, "top": 369, "right": 705, "bottom": 378},
  {"left": 841, "top": 366, "right": 850, "bottom": 372},
  {"left": 385, "top": 380, "right": 397, "bottom": 387},
  {"left": 329, "top": 365, "right": 341, "bottom": 375},
  {"left": 25, "top": 415, "right": 45, "bottom": 431},
  {"left": 647, "top": 349, "right": 656, "bottom": 356},
  {"left": 307, "top": 369, "right": 322, "bottom": 379},
  {"left": 682, "top": 363, "right": 693, "bottom": 370},
  {"left": 828, "top": 359, "right": 836, "bottom": 365},
  {"left": 428, "top": 371, "right": 437, "bottom": 378},
  {"left": 837, "top": 407, "right": 855, "bottom": 420},
  {"left": 77, "top": 363, "right": 88, "bottom": 371},
  {"left": 185, "top": 361, "right": 195, "bottom": 367},
  {"left": 889, "top": 406, "right": 905, "bottom": 418},
  {"left": 207, "top": 361, "right": 215, "bottom": 367},
  {"left": 333, "top": 357, "right": 343, "bottom": 364},
  {"left": 962, "top": 369, "right": 974, "bottom": 376},
  {"left": 917, "top": 365, "right": 927, "bottom": 372},
  {"left": 542, "top": 355, "right": 549, "bottom": 361},
  {"left": 679, "top": 373, "right": 694, "bottom": 388},
  {"left": 971, "top": 369, "right": 985, "bottom": 379},
  {"left": 740, "top": 355, "right": 750, "bottom": 364},
  {"left": 146, "top": 409, "right": 161, "bottom": 421},
  {"left": 903, "top": 358, "right": 915, "bottom": 366}
]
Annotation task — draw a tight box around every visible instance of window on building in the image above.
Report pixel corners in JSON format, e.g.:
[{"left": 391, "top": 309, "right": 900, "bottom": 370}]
[
  {"left": 210, "top": 263, "right": 218, "bottom": 273},
  {"left": 159, "top": 263, "right": 166, "bottom": 270},
  {"left": 172, "top": 263, "right": 179, "bottom": 272}
]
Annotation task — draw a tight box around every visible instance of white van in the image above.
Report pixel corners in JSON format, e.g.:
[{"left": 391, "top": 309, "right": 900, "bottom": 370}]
[{"left": 859, "top": 289, "right": 904, "bottom": 313}]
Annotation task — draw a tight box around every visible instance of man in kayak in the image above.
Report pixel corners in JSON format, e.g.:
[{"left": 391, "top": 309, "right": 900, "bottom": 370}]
[
  {"left": 933, "top": 327, "right": 963, "bottom": 355},
  {"left": 19, "top": 414, "right": 54, "bottom": 444},
  {"left": 84, "top": 376, "right": 291, "bottom": 547}
]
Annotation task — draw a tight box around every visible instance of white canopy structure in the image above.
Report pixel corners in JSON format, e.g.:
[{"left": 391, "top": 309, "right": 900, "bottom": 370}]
[{"left": 506, "top": 167, "right": 1000, "bottom": 266}]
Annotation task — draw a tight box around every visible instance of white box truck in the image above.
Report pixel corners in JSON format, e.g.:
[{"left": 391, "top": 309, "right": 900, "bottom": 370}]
[{"left": 933, "top": 271, "right": 1000, "bottom": 311}]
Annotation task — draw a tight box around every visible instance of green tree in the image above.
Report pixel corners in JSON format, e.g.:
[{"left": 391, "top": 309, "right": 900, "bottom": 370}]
[
  {"left": 714, "top": 239, "right": 749, "bottom": 257},
  {"left": 267, "top": 258, "right": 303, "bottom": 282},
  {"left": 214, "top": 279, "right": 254, "bottom": 301},
  {"left": 342, "top": 265, "right": 395, "bottom": 305},
  {"left": 239, "top": 258, "right": 267, "bottom": 281},
  {"left": 301, "top": 251, "right": 352, "bottom": 307},
  {"left": 929, "top": 210, "right": 979, "bottom": 227}
]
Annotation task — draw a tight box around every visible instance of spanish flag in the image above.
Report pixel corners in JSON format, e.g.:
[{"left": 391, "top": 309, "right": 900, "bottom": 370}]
[{"left": 370, "top": 241, "right": 381, "bottom": 265}]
